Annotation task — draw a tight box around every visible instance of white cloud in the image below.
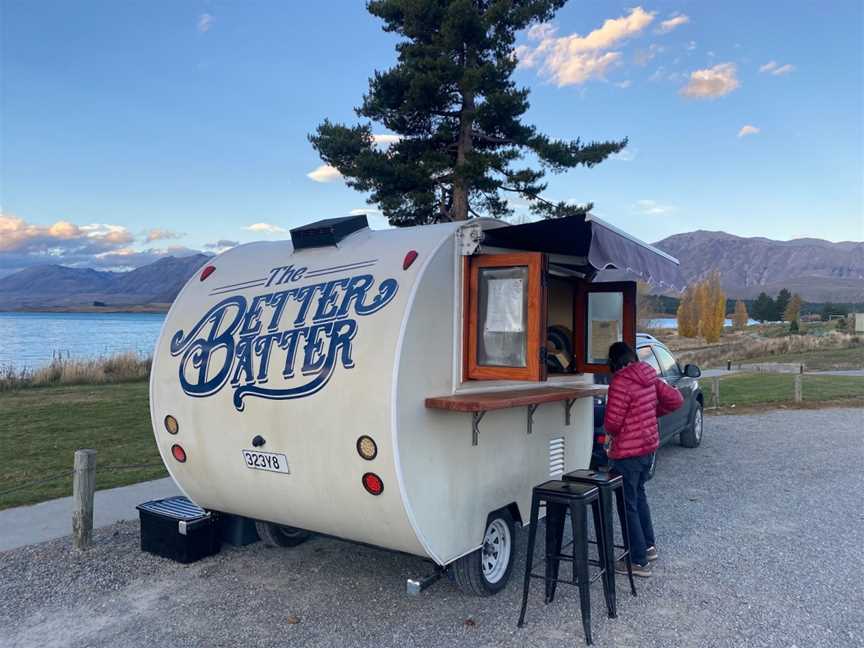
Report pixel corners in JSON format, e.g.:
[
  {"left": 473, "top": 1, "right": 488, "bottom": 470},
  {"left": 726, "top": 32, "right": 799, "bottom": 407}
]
[
  {"left": 760, "top": 61, "right": 795, "bottom": 76},
  {"left": 685, "top": 40, "right": 696, "bottom": 51},
  {"left": 615, "top": 79, "right": 632, "bottom": 88},
  {"left": 611, "top": 148, "right": 638, "bottom": 161},
  {"left": 144, "top": 228, "right": 183, "bottom": 242},
  {"left": 244, "top": 223, "right": 286, "bottom": 234},
  {"left": 204, "top": 239, "right": 238, "bottom": 253},
  {"left": 658, "top": 14, "right": 689, "bottom": 34},
  {"left": 350, "top": 208, "right": 392, "bottom": 230},
  {"left": 197, "top": 13, "right": 214, "bottom": 33},
  {"left": 679, "top": 63, "right": 740, "bottom": 98},
  {"left": 516, "top": 7, "right": 655, "bottom": 86},
  {"left": 372, "top": 134, "right": 401, "bottom": 146},
  {"left": 307, "top": 164, "right": 343, "bottom": 183},
  {"left": 635, "top": 200, "right": 675, "bottom": 215},
  {"left": 738, "top": 125, "right": 760, "bottom": 138}
]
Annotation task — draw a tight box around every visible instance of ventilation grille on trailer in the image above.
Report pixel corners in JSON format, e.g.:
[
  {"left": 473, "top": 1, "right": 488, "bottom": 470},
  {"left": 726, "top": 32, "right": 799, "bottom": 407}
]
[{"left": 549, "top": 436, "right": 565, "bottom": 478}]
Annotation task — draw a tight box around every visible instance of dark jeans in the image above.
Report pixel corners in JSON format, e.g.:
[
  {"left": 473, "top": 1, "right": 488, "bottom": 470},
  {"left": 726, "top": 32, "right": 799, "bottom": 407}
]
[{"left": 611, "top": 453, "right": 656, "bottom": 566}]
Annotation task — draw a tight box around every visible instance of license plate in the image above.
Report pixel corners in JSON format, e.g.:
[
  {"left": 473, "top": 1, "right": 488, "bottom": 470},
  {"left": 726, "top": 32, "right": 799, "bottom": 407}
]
[{"left": 241, "top": 449, "right": 290, "bottom": 474}]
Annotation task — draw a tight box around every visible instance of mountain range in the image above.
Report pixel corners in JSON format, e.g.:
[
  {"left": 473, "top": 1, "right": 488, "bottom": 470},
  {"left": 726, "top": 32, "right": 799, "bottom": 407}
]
[
  {"left": 653, "top": 231, "right": 863, "bottom": 302},
  {"left": 0, "top": 230, "right": 861, "bottom": 310}
]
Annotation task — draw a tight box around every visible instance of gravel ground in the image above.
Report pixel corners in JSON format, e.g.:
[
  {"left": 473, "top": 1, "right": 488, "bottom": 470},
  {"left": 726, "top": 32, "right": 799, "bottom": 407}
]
[{"left": 2, "top": 408, "right": 863, "bottom": 648}]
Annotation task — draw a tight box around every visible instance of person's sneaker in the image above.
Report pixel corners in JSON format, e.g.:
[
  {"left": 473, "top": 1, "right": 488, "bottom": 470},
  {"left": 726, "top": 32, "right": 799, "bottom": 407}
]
[
  {"left": 615, "top": 559, "right": 651, "bottom": 578},
  {"left": 646, "top": 546, "right": 658, "bottom": 562}
]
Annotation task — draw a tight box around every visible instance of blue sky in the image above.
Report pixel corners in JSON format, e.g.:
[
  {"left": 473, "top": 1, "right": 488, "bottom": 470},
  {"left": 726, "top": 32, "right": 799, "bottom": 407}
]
[{"left": 1, "top": 1, "right": 862, "bottom": 276}]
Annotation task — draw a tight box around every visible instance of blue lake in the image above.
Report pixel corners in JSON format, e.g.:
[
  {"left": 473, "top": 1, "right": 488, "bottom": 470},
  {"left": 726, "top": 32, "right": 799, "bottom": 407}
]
[{"left": 0, "top": 312, "right": 166, "bottom": 369}]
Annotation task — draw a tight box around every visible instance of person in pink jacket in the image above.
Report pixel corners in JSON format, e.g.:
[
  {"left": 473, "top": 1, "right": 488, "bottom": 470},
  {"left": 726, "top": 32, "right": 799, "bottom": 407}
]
[{"left": 604, "top": 341, "right": 684, "bottom": 577}]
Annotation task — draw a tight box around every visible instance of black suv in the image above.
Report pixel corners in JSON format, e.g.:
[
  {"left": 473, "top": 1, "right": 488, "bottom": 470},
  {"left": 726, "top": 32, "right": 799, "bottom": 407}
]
[{"left": 591, "top": 334, "right": 704, "bottom": 478}]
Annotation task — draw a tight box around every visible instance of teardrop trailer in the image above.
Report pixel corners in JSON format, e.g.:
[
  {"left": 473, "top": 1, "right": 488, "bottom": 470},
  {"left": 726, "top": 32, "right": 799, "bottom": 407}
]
[{"left": 149, "top": 213, "right": 682, "bottom": 596}]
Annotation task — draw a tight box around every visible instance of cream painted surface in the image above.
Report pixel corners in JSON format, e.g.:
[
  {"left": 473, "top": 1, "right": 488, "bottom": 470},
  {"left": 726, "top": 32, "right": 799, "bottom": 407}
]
[
  {"left": 150, "top": 223, "right": 463, "bottom": 557},
  {"left": 396, "top": 241, "right": 595, "bottom": 565}
]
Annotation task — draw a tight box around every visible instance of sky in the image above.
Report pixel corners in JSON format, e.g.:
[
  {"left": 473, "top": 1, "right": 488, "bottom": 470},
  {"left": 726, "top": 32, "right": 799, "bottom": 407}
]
[{"left": 1, "top": 1, "right": 862, "bottom": 277}]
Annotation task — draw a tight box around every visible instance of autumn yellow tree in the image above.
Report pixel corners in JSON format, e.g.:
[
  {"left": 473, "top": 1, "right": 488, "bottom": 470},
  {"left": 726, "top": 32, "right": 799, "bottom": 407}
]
[
  {"left": 784, "top": 293, "right": 803, "bottom": 324},
  {"left": 697, "top": 272, "right": 726, "bottom": 343},
  {"left": 733, "top": 300, "right": 749, "bottom": 330},
  {"left": 676, "top": 284, "right": 700, "bottom": 337}
]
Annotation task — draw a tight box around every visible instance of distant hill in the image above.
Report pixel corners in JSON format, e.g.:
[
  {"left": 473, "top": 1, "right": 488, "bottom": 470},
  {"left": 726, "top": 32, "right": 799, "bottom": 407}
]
[
  {"left": 653, "top": 231, "right": 864, "bottom": 302},
  {"left": 0, "top": 254, "right": 210, "bottom": 310}
]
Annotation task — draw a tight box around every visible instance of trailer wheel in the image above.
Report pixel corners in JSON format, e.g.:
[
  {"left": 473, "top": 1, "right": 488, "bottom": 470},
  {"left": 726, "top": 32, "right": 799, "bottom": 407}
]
[
  {"left": 450, "top": 509, "right": 515, "bottom": 596},
  {"left": 255, "top": 521, "right": 311, "bottom": 548}
]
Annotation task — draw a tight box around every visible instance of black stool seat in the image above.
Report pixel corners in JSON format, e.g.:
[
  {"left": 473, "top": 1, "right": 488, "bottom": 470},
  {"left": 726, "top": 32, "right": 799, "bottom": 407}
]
[
  {"left": 563, "top": 469, "right": 637, "bottom": 604},
  {"left": 517, "top": 479, "right": 614, "bottom": 646}
]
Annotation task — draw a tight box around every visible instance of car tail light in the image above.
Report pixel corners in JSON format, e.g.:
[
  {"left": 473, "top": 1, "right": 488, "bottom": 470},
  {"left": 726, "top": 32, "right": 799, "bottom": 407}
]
[
  {"left": 200, "top": 265, "right": 216, "bottom": 281},
  {"left": 596, "top": 435, "right": 606, "bottom": 445},
  {"left": 362, "top": 472, "right": 384, "bottom": 495},
  {"left": 403, "top": 250, "right": 418, "bottom": 270},
  {"left": 164, "top": 415, "right": 179, "bottom": 435},
  {"left": 171, "top": 444, "right": 187, "bottom": 463}
]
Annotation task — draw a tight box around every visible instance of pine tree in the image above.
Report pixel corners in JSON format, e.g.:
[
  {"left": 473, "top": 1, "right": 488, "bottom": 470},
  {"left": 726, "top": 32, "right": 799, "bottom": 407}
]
[
  {"left": 775, "top": 288, "right": 791, "bottom": 322},
  {"left": 752, "top": 292, "right": 776, "bottom": 323},
  {"left": 309, "top": 0, "right": 627, "bottom": 225},
  {"left": 733, "top": 299, "right": 749, "bottom": 330}
]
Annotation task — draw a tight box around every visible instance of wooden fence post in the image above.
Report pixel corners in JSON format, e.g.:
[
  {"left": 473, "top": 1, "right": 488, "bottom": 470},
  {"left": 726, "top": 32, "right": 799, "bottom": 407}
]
[
  {"left": 72, "top": 449, "right": 96, "bottom": 550},
  {"left": 793, "top": 374, "right": 802, "bottom": 403},
  {"left": 711, "top": 377, "right": 720, "bottom": 409}
]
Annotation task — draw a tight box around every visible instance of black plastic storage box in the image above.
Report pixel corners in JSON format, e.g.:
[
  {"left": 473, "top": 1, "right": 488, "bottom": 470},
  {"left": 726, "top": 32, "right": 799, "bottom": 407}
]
[{"left": 137, "top": 496, "right": 220, "bottom": 563}]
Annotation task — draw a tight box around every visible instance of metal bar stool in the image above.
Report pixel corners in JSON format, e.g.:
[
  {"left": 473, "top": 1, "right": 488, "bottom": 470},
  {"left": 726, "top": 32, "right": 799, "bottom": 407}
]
[
  {"left": 517, "top": 480, "right": 613, "bottom": 646},
  {"left": 564, "top": 468, "right": 638, "bottom": 610}
]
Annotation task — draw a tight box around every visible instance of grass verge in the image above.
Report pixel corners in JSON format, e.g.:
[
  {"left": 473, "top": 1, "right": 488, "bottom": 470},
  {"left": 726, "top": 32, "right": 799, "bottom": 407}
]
[
  {"left": 741, "top": 345, "right": 864, "bottom": 372},
  {"left": 712, "top": 373, "right": 864, "bottom": 409},
  {"left": 0, "top": 380, "right": 166, "bottom": 510}
]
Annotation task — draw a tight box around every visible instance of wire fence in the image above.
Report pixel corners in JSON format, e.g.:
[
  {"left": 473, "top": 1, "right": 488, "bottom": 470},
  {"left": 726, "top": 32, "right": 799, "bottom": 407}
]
[{"left": 0, "top": 462, "right": 164, "bottom": 499}]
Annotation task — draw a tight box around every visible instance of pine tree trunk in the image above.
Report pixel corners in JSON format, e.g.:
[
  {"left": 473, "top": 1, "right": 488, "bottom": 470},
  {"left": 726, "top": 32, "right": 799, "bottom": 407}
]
[{"left": 449, "top": 88, "right": 475, "bottom": 221}]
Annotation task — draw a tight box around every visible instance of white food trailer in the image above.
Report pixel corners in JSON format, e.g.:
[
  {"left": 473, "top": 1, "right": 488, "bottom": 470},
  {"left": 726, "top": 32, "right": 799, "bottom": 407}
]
[{"left": 150, "top": 214, "right": 682, "bottom": 595}]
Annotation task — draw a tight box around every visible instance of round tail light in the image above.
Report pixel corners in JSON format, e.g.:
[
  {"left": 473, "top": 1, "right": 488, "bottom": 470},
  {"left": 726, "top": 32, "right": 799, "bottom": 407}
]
[
  {"left": 362, "top": 472, "right": 384, "bottom": 496},
  {"left": 164, "top": 415, "right": 179, "bottom": 435},
  {"left": 356, "top": 436, "right": 378, "bottom": 460},
  {"left": 171, "top": 444, "right": 187, "bottom": 463}
]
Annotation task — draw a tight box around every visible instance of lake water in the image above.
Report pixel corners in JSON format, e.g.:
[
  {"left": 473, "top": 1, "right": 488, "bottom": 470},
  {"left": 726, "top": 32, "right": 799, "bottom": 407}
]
[
  {"left": 0, "top": 312, "right": 166, "bottom": 369},
  {"left": 645, "top": 317, "right": 758, "bottom": 329}
]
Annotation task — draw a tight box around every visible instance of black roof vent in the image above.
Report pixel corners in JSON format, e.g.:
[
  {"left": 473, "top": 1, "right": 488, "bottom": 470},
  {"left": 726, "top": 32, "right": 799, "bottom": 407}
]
[{"left": 290, "top": 215, "right": 369, "bottom": 250}]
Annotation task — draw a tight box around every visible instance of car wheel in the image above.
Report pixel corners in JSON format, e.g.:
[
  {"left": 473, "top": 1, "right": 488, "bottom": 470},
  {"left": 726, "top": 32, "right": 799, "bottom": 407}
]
[
  {"left": 255, "top": 521, "right": 311, "bottom": 547},
  {"left": 680, "top": 404, "right": 703, "bottom": 448},
  {"left": 450, "top": 509, "right": 516, "bottom": 596}
]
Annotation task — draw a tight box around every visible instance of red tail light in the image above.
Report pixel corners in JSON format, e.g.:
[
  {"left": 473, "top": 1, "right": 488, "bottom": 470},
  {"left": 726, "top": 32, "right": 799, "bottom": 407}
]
[
  {"left": 200, "top": 265, "right": 216, "bottom": 281},
  {"left": 596, "top": 435, "right": 606, "bottom": 445},
  {"left": 171, "top": 444, "right": 187, "bottom": 463},
  {"left": 362, "top": 472, "right": 384, "bottom": 496},
  {"left": 402, "top": 250, "right": 418, "bottom": 270}
]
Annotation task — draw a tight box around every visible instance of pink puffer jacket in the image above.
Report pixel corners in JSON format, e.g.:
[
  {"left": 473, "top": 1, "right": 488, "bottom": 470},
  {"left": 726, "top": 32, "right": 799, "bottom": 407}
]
[{"left": 604, "top": 361, "right": 684, "bottom": 460}]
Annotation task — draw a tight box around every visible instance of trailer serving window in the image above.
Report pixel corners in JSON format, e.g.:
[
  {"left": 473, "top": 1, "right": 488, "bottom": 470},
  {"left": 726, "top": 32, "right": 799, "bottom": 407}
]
[{"left": 464, "top": 254, "right": 635, "bottom": 381}]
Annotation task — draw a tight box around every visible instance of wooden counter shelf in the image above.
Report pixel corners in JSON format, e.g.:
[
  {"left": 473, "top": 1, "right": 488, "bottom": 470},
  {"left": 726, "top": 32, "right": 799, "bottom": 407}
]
[{"left": 425, "top": 385, "right": 607, "bottom": 446}]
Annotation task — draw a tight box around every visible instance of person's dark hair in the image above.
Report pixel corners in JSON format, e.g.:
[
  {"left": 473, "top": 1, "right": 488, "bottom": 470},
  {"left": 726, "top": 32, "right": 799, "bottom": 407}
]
[{"left": 608, "top": 341, "right": 638, "bottom": 373}]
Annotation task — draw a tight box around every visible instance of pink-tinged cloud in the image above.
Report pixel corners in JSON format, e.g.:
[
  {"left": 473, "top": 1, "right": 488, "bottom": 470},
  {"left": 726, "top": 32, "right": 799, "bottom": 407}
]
[
  {"left": 680, "top": 63, "right": 740, "bottom": 98},
  {"left": 144, "top": 228, "right": 184, "bottom": 242}
]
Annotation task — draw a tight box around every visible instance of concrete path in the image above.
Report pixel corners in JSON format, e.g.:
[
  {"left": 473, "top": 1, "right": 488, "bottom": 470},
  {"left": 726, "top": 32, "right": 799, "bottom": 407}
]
[{"left": 0, "top": 477, "right": 179, "bottom": 552}]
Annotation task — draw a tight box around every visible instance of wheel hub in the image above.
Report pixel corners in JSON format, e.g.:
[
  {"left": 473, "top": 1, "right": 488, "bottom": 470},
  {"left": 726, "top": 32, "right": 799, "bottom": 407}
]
[{"left": 481, "top": 519, "right": 511, "bottom": 584}]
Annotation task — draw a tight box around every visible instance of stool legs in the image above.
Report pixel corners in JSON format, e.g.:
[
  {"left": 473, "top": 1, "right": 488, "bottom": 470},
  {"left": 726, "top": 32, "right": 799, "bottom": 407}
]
[
  {"left": 615, "top": 486, "right": 637, "bottom": 597},
  {"left": 544, "top": 502, "right": 567, "bottom": 603},
  {"left": 570, "top": 501, "right": 593, "bottom": 646},
  {"left": 517, "top": 496, "right": 541, "bottom": 628},
  {"left": 591, "top": 497, "right": 616, "bottom": 618}
]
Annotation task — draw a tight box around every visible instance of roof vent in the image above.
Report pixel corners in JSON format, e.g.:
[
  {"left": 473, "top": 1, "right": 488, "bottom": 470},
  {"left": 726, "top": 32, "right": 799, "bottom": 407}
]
[{"left": 290, "top": 215, "right": 369, "bottom": 250}]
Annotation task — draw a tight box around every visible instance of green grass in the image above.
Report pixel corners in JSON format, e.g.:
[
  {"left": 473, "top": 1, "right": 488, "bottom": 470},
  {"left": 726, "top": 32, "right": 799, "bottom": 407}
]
[
  {"left": 716, "top": 373, "right": 864, "bottom": 408},
  {"left": 742, "top": 345, "right": 864, "bottom": 371},
  {"left": 0, "top": 381, "right": 166, "bottom": 510}
]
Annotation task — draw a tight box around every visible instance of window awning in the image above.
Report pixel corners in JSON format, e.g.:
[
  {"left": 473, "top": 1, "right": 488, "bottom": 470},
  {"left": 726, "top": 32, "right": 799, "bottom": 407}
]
[{"left": 481, "top": 214, "right": 685, "bottom": 292}]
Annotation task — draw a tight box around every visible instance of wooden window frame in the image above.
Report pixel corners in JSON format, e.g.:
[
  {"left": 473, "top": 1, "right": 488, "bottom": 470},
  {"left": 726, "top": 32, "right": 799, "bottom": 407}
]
[
  {"left": 573, "top": 280, "right": 636, "bottom": 375},
  {"left": 465, "top": 252, "right": 547, "bottom": 382}
]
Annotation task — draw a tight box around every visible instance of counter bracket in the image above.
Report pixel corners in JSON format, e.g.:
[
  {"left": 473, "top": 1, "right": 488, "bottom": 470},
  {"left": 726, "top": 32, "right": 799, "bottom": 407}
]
[
  {"left": 471, "top": 411, "right": 486, "bottom": 446},
  {"left": 564, "top": 399, "right": 577, "bottom": 426},
  {"left": 526, "top": 404, "right": 539, "bottom": 435}
]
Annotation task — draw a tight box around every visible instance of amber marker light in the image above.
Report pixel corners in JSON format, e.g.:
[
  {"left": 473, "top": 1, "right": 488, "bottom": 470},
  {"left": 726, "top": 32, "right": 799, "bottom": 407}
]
[
  {"left": 356, "top": 435, "right": 378, "bottom": 461},
  {"left": 164, "top": 415, "right": 179, "bottom": 435}
]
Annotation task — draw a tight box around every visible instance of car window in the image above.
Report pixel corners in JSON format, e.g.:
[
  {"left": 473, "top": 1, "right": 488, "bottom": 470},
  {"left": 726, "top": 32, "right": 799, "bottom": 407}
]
[
  {"left": 653, "top": 346, "right": 681, "bottom": 377},
  {"left": 637, "top": 346, "right": 661, "bottom": 375}
]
